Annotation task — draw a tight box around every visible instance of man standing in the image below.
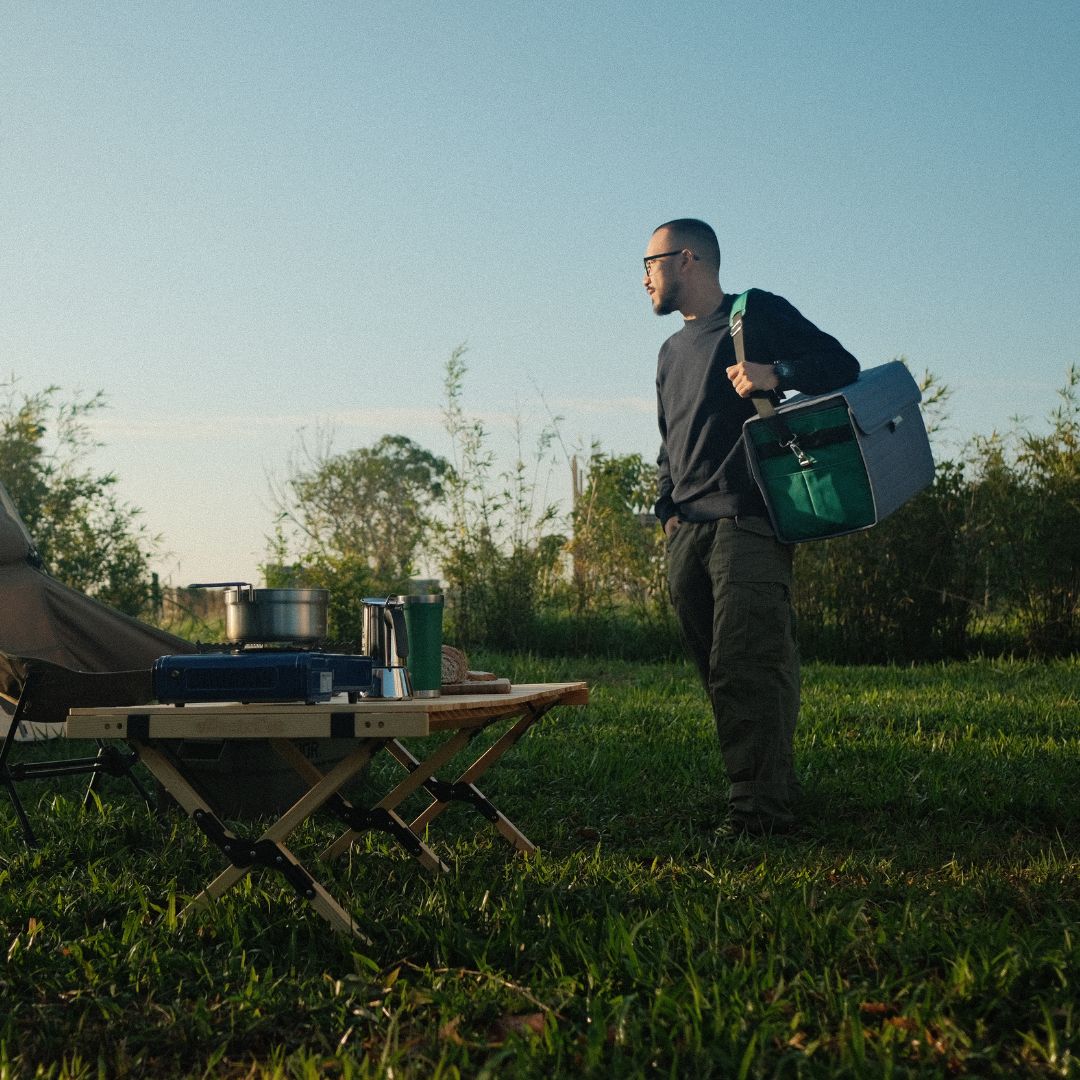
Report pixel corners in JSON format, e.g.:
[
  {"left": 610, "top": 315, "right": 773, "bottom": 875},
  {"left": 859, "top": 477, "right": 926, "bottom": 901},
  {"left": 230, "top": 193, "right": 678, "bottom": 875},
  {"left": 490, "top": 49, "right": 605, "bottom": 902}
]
[{"left": 646, "top": 218, "right": 859, "bottom": 835}]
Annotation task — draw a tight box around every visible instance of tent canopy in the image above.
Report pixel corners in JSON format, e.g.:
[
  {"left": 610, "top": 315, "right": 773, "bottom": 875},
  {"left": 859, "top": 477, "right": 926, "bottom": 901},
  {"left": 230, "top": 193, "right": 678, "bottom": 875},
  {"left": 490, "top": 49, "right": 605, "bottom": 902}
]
[{"left": 0, "top": 480, "right": 192, "bottom": 699}]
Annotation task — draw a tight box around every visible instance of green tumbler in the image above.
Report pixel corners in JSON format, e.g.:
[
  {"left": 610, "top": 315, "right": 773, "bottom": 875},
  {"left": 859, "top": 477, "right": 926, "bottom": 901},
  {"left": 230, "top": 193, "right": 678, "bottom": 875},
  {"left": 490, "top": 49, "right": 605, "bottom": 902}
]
[{"left": 395, "top": 594, "right": 444, "bottom": 697}]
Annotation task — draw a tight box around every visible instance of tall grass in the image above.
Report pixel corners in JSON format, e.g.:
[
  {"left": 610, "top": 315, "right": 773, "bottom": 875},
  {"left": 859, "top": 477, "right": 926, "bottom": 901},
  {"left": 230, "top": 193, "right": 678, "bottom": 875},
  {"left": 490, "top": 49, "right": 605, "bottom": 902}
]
[{"left": 2, "top": 657, "right": 1078, "bottom": 1077}]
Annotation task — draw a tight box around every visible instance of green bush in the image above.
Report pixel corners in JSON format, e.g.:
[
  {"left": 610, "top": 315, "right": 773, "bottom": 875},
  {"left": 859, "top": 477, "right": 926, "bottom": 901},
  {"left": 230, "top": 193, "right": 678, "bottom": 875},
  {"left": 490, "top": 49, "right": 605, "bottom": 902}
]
[
  {"left": 252, "top": 359, "right": 1080, "bottom": 663},
  {"left": 795, "top": 459, "right": 976, "bottom": 662},
  {"left": 0, "top": 379, "right": 158, "bottom": 616},
  {"left": 567, "top": 450, "right": 667, "bottom": 621},
  {"left": 438, "top": 347, "right": 564, "bottom": 651},
  {"left": 788, "top": 366, "right": 1080, "bottom": 662}
]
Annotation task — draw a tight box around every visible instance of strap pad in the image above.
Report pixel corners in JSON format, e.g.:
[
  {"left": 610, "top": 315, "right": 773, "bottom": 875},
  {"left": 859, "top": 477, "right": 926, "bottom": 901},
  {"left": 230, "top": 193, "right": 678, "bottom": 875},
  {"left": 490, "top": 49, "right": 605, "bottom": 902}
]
[{"left": 729, "top": 290, "right": 814, "bottom": 467}]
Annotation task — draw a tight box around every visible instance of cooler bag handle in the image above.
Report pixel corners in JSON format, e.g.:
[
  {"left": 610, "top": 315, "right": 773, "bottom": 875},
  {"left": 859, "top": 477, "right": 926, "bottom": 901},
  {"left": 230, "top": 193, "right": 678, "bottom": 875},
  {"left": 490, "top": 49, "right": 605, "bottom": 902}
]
[{"left": 729, "top": 291, "right": 815, "bottom": 468}]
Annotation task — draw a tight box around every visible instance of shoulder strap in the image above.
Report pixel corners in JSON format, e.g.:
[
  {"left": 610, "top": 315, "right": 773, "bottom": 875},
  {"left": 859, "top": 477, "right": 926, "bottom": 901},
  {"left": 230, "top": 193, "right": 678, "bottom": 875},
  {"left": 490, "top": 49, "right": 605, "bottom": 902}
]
[
  {"left": 729, "top": 289, "right": 750, "bottom": 327},
  {"left": 729, "top": 290, "right": 815, "bottom": 468},
  {"left": 729, "top": 291, "right": 771, "bottom": 416}
]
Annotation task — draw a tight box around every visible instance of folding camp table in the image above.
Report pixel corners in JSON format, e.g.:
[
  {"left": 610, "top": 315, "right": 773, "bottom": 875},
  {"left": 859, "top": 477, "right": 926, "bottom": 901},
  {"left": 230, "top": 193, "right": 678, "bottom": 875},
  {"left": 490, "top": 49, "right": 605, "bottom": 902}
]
[{"left": 65, "top": 682, "right": 588, "bottom": 938}]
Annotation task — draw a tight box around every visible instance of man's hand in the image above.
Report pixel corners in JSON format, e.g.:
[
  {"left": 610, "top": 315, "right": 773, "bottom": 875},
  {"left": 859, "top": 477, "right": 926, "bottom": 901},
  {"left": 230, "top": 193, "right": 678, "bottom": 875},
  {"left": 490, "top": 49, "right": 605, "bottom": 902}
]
[
  {"left": 726, "top": 361, "right": 779, "bottom": 398},
  {"left": 664, "top": 516, "right": 682, "bottom": 538}
]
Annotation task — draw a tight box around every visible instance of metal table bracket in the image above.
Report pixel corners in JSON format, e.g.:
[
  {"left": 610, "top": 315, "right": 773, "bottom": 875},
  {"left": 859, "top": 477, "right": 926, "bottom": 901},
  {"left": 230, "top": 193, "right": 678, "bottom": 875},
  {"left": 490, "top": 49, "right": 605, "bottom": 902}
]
[
  {"left": 325, "top": 796, "right": 427, "bottom": 858},
  {"left": 420, "top": 778, "right": 501, "bottom": 823},
  {"left": 192, "top": 807, "right": 317, "bottom": 901}
]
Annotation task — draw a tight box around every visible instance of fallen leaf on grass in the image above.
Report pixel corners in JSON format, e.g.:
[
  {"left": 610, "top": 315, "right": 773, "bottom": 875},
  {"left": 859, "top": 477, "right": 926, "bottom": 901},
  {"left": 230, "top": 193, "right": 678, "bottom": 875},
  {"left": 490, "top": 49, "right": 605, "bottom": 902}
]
[
  {"left": 884, "top": 1016, "right": 918, "bottom": 1033},
  {"left": 438, "top": 1016, "right": 464, "bottom": 1045},
  {"left": 859, "top": 1001, "right": 899, "bottom": 1016},
  {"left": 488, "top": 1012, "right": 547, "bottom": 1043}
]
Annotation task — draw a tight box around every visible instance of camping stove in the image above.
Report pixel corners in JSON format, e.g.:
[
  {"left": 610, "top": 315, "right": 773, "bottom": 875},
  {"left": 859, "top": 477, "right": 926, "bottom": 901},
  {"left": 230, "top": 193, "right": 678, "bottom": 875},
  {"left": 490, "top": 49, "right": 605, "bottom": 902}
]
[{"left": 152, "top": 649, "right": 374, "bottom": 705}]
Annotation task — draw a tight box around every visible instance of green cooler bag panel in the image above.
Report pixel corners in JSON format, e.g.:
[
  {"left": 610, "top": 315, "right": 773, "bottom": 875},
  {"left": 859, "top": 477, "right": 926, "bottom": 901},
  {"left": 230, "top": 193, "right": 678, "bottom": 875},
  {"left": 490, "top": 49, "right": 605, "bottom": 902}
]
[
  {"left": 746, "top": 403, "right": 875, "bottom": 540},
  {"left": 743, "top": 362, "right": 934, "bottom": 544}
]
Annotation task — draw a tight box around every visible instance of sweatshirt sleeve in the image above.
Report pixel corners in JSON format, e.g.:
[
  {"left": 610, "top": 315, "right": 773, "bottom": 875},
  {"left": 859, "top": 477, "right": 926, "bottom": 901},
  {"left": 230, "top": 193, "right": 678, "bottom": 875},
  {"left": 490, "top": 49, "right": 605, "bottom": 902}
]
[
  {"left": 746, "top": 289, "right": 860, "bottom": 395},
  {"left": 654, "top": 381, "right": 677, "bottom": 526}
]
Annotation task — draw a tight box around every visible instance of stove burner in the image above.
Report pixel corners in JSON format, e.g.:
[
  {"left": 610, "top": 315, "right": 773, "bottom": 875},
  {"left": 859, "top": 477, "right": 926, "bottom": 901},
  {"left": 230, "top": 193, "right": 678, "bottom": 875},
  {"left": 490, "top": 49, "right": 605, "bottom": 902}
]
[{"left": 194, "top": 639, "right": 359, "bottom": 655}]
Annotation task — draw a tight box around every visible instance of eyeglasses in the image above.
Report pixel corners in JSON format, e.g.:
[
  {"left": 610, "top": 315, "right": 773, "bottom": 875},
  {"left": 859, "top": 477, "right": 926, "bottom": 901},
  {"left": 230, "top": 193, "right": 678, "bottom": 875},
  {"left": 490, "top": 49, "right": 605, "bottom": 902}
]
[{"left": 643, "top": 250, "right": 689, "bottom": 275}]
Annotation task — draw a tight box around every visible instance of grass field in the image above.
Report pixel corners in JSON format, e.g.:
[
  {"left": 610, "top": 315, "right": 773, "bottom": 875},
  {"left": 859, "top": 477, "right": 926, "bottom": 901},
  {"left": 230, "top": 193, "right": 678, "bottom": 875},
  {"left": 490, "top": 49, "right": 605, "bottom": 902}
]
[{"left": 2, "top": 655, "right": 1078, "bottom": 1077}]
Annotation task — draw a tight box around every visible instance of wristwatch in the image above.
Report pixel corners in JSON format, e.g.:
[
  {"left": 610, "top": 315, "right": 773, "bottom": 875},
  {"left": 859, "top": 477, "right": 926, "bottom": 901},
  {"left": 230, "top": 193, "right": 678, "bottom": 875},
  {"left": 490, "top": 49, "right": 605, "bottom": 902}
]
[{"left": 773, "top": 360, "right": 798, "bottom": 390}]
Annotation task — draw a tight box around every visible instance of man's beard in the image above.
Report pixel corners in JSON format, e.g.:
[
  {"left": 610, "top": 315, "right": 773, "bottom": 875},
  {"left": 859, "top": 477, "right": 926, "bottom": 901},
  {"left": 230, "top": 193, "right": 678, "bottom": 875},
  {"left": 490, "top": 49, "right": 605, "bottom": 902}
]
[{"left": 652, "top": 281, "right": 680, "bottom": 316}]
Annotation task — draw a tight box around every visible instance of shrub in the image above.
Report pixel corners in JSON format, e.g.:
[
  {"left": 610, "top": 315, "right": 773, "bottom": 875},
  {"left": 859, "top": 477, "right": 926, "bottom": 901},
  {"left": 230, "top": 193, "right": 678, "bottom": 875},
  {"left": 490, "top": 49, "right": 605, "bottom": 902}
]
[{"left": 0, "top": 379, "right": 157, "bottom": 616}]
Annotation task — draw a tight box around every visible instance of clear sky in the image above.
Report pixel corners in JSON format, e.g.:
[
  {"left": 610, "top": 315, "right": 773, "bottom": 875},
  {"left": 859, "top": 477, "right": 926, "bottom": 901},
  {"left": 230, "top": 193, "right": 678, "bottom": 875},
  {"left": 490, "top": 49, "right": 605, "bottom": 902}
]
[{"left": 2, "top": 1, "right": 1078, "bottom": 586}]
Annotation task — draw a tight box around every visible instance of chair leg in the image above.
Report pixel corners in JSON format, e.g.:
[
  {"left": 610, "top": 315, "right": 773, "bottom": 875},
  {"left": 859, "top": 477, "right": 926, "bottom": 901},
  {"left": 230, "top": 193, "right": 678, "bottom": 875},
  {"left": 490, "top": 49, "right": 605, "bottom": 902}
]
[
  {"left": 2, "top": 707, "right": 40, "bottom": 847},
  {"left": 122, "top": 767, "right": 154, "bottom": 807},
  {"left": 82, "top": 743, "right": 154, "bottom": 810},
  {"left": 2, "top": 773, "right": 39, "bottom": 846},
  {"left": 4, "top": 667, "right": 153, "bottom": 844}
]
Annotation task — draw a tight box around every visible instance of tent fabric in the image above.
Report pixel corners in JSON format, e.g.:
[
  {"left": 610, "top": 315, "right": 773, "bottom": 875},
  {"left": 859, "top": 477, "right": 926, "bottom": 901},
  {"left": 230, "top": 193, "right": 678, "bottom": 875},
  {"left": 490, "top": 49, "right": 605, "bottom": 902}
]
[
  {"left": 0, "top": 479, "right": 194, "bottom": 711},
  {"left": 0, "top": 575, "right": 191, "bottom": 673},
  {"left": 0, "top": 483, "right": 33, "bottom": 564},
  {"left": 0, "top": 481, "right": 195, "bottom": 842}
]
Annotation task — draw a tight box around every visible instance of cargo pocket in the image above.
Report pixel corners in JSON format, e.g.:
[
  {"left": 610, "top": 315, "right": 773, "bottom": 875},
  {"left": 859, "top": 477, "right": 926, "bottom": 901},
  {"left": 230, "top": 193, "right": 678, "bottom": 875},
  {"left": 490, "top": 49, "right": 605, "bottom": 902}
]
[
  {"left": 714, "top": 580, "right": 793, "bottom": 663},
  {"left": 712, "top": 518, "right": 794, "bottom": 662},
  {"left": 731, "top": 516, "right": 793, "bottom": 587}
]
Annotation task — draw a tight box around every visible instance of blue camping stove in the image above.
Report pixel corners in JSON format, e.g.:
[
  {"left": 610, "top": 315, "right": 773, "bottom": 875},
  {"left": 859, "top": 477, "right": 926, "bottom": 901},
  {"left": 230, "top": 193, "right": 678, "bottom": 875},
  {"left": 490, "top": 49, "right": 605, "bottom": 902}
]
[{"left": 152, "top": 650, "right": 374, "bottom": 705}]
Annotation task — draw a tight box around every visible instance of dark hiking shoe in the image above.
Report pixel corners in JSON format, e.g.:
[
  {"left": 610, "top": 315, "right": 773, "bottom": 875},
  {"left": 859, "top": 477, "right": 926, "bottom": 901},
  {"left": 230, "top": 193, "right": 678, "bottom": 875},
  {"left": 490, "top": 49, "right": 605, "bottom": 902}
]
[{"left": 718, "top": 813, "right": 798, "bottom": 840}]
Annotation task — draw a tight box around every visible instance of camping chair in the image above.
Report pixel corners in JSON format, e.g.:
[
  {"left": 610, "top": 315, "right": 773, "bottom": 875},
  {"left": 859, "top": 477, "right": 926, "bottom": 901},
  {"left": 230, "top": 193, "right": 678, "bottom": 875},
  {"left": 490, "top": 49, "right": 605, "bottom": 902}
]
[
  {"left": 0, "top": 480, "right": 195, "bottom": 845},
  {"left": 1, "top": 658, "right": 159, "bottom": 845}
]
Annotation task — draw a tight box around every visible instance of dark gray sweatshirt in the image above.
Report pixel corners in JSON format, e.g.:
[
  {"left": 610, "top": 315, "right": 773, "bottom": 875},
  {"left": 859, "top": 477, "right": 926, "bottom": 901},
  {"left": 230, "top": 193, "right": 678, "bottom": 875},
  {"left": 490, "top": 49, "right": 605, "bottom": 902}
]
[{"left": 654, "top": 288, "right": 861, "bottom": 526}]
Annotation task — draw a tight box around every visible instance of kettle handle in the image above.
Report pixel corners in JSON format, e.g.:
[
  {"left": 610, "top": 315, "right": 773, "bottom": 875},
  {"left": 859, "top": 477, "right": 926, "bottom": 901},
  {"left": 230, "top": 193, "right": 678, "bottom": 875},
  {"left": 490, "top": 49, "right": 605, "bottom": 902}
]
[{"left": 383, "top": 604, "right": 409, "bottom": 661}]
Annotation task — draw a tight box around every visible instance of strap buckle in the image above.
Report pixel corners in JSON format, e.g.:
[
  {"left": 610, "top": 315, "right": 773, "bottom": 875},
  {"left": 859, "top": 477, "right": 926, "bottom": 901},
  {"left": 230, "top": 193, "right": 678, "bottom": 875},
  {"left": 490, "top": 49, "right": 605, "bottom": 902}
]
[{"left": 782, "top": 435, "right": 815, "bottom": 468}]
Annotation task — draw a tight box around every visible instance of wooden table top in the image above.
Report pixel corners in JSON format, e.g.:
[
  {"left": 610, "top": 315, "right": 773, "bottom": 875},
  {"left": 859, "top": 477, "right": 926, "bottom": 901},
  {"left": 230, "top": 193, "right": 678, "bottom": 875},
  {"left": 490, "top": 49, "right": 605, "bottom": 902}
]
[{"left": 65, "top": 682, "right": 589, "bottom": 740}]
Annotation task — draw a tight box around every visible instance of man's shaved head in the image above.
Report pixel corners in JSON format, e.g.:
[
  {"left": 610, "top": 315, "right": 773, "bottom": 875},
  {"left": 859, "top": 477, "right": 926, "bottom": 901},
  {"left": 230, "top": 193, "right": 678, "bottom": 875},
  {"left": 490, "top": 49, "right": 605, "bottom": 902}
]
[{"left": 652, "top": 218, "right": 721, "bottom": 271}]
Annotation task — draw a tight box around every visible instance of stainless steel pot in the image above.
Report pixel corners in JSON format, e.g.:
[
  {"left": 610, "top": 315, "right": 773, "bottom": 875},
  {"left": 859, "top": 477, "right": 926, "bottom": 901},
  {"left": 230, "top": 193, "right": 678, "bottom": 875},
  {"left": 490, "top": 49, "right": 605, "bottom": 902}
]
[{"left": 189, "top": 582, "right": 329, "bottom": 644}]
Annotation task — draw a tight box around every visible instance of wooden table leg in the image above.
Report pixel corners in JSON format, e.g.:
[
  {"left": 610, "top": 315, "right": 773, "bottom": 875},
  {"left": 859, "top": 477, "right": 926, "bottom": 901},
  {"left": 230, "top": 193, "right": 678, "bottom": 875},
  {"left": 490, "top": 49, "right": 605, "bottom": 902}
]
[
  {"left": 136, "top": 740, "right": 375, "bottom": 938},
  {"left": 189, "top": 836, "right": 361, "bottom": 938},
  {"left": 270, "top": 738, "right": 449, "bottom": 874},
  {"left": 320, "top": 728, "right": 476, "bottom": 864},
  {"left": 400, "top": 703, "right": 553, "bottom": 852}
]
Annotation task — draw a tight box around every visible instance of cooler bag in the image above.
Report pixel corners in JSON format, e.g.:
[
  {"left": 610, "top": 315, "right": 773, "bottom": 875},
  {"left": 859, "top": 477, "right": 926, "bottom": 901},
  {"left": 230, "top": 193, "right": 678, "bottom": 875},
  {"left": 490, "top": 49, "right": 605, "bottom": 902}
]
[{"left": 730, "top": 292, "right": 935, "bottom": 544}]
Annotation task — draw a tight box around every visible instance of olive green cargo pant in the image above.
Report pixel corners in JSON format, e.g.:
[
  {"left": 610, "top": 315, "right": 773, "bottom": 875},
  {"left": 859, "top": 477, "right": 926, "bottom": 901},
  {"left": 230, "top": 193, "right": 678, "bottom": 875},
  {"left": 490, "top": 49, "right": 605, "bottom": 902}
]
[{"left": 666, "top": 515, "right": 801, "bottom": 830}]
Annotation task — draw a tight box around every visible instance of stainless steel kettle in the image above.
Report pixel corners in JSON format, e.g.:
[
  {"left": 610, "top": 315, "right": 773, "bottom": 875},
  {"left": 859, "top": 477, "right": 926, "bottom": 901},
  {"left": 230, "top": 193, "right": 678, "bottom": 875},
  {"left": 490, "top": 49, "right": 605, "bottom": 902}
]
[{"left": 361, "top": 597, "right": 411, "bottom": 699}]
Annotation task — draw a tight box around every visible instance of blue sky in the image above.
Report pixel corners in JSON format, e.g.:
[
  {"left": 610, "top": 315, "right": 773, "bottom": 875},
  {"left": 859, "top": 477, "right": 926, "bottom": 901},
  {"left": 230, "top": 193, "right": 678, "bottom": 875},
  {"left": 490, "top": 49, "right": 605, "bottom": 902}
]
[{"left": 2, "top": 1, "right": 1078, "bottom": 585}]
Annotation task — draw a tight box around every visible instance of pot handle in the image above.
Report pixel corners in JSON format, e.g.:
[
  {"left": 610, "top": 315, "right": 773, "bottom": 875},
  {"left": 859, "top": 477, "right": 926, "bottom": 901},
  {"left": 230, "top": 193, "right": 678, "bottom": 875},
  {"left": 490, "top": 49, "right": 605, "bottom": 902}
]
[{"left": 188, "top": 581, "right": 255, "bottom": 600}]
